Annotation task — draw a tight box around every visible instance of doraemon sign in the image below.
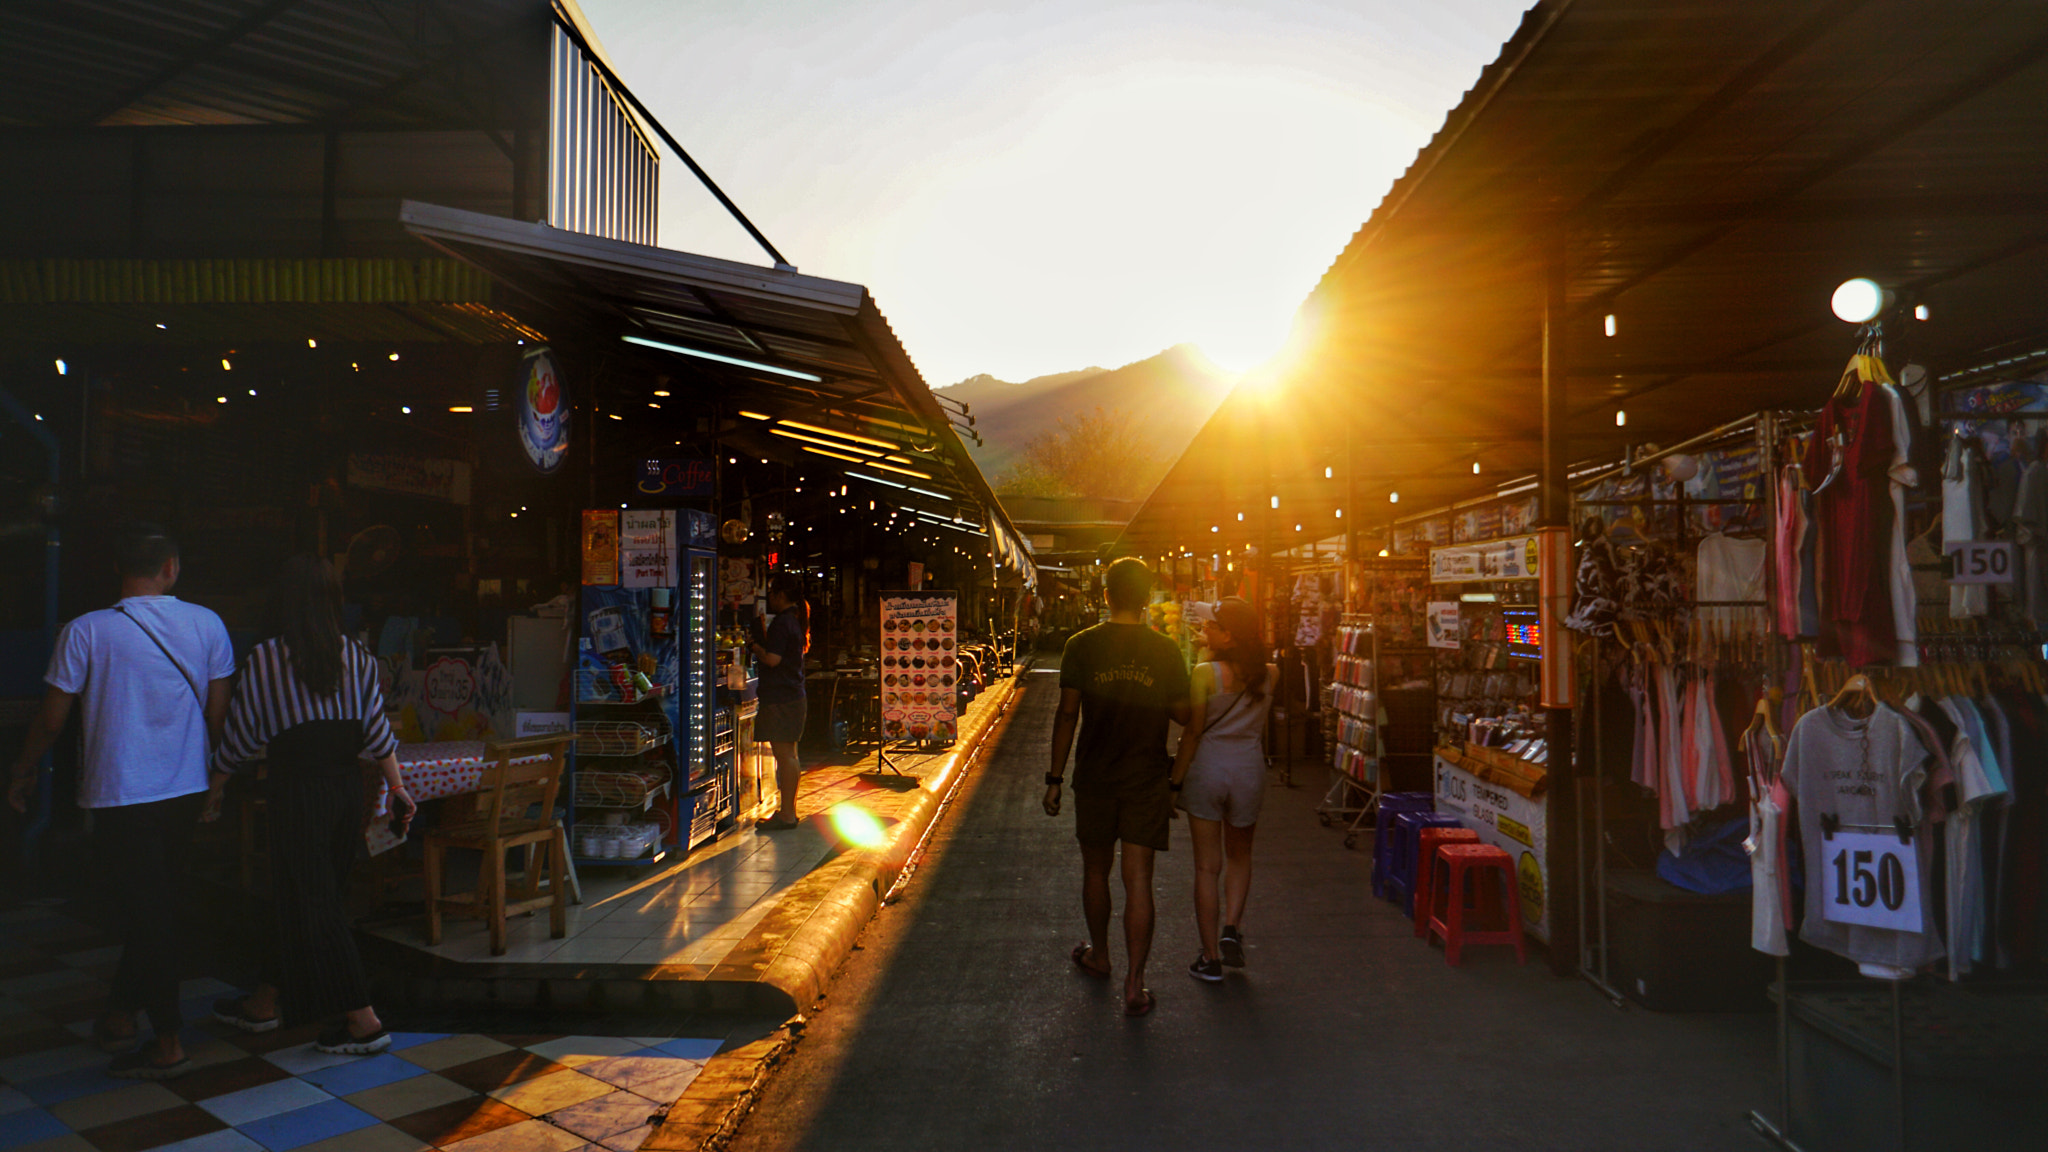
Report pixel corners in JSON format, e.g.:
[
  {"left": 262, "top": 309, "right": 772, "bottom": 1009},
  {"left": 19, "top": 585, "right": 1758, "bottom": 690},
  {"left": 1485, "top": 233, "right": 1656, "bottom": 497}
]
[{"left": 517, "top": 347, "right": 569, "bottom": 474}]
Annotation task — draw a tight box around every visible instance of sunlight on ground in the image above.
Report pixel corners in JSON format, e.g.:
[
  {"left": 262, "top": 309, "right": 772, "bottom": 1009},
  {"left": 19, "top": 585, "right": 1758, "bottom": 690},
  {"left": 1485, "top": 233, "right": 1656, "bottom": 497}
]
[{"left": 828, "top": 802, "right": 891, "bottom": 850}]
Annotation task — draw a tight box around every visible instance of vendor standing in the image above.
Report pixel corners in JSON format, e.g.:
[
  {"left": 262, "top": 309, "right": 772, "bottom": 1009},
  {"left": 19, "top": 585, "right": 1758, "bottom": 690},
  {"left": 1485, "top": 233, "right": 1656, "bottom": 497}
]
[{"left": 750, "top": 572, "right": 808, "bottom": 830}]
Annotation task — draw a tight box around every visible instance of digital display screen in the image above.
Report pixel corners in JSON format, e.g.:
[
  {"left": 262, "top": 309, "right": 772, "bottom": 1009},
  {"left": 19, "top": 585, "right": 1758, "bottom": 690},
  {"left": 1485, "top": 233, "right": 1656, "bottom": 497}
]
[{"left": 1502, "top": 608, "right": 1541, "bottom": 658}]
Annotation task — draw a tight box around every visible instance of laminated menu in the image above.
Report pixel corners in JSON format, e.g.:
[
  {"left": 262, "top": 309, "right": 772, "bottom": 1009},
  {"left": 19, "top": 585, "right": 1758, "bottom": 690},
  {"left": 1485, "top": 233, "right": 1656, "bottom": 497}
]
[{"left": 879, "top": 590, "right": 959, "bottom": 744}]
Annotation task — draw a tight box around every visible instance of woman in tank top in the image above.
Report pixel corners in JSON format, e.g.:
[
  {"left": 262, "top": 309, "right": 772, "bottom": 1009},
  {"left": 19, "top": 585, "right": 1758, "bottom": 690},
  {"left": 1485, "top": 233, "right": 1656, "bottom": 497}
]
[{"left": 1169, "top": 597, "right": 1276, "bottom": 983}]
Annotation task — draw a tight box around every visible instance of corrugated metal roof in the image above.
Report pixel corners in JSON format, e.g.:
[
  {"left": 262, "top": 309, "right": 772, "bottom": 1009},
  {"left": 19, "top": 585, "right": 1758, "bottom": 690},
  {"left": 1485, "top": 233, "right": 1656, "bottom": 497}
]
[
  {"left": 398, "top": 199, "right": 1032, "bottom": 573},
  {"left": 1120, "top": 0, "right": 2048, "bottom": 553},
  {"left": 1, "top": 0, "right": 545, "bottom": 128}
]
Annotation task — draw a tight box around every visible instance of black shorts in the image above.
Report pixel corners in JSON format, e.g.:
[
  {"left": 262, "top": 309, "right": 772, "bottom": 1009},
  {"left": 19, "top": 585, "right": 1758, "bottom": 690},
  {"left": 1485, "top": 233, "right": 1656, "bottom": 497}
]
[
  {"left": 1074, "top": 784, "right": 1171, "bottom": 852},
  {"left": 757, "top": 698, "right": 806, "bottom": 743}
]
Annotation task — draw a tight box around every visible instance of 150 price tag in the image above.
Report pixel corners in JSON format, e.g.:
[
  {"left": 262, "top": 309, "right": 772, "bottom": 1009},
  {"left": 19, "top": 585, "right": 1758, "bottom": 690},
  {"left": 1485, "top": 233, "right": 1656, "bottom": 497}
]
[
  {"left": 1945, "top": 539, "right": 2015, "bottom": 585},
  {"left": 1820, "top": 830, "right": 1921, "bottom": 932}
]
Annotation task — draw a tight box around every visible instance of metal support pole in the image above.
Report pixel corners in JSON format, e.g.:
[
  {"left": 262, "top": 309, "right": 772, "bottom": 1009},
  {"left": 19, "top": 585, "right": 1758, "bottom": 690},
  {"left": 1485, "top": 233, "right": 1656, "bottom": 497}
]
[{"left": 1540, "top": 242, "right": 1577, "bottom": 976}]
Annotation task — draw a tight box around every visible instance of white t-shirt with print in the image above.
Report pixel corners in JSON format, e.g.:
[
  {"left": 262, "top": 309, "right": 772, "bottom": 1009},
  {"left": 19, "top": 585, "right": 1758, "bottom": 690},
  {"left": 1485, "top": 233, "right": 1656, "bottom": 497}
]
[{"left": 44, "top": 596, "right": 235, "bottom": 808}]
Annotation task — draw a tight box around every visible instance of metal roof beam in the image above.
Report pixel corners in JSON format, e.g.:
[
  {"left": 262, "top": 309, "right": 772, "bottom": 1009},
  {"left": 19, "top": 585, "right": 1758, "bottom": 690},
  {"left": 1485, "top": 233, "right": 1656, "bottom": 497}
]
[{"left": 77, "top": 0, "right": 305, "bottom": 126}]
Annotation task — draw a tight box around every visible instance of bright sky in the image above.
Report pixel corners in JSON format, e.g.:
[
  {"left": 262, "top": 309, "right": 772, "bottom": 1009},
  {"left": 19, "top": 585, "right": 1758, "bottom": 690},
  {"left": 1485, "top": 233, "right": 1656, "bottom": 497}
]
[{"left": 578, "top": 0, "right": 1531, "bottom": 386}]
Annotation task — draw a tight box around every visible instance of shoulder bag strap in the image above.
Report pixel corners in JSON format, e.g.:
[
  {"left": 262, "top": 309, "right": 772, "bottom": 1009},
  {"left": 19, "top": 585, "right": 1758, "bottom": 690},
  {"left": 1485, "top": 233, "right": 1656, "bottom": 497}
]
[{"left": 115, "top": 605, "right": 207, "bottom": 711}]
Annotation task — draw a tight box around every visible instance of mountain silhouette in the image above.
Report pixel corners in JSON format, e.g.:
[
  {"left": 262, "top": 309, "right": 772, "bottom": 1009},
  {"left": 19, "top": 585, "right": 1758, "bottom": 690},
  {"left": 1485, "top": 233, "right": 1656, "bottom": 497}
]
[{"left": 936, "top": 344, "right": 1236, "bottom": 500}]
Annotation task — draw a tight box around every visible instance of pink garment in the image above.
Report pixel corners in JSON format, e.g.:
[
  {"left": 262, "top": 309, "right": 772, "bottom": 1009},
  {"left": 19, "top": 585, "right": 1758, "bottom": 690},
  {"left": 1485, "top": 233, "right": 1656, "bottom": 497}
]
[{"left": 1774, "top": 465, "right": 1805, "bottom": 639}]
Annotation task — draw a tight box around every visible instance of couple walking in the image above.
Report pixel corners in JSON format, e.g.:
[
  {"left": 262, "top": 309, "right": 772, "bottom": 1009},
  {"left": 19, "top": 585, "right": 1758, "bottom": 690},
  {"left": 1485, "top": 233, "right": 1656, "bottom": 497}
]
[
  {"left": 1044, "top": 558, "right": 1274, "bottom": 1015},
  {"left": 9, "top": 525, "right": 412, "bottom": 1078}
]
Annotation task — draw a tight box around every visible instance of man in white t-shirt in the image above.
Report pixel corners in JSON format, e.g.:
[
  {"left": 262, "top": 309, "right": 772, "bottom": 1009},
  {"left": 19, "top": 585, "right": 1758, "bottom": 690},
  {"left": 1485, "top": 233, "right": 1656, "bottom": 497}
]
[{"left": 8, "top": 523, "right": 234, "bottom": 1079}]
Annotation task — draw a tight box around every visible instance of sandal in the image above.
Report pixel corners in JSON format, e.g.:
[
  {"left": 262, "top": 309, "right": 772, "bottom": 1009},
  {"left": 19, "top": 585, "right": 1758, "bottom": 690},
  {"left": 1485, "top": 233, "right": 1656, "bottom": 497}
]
[
  {"left": 107, "top": 1049, "right": 190, "bottom": 1080},
  {"left": 213, "top": 997, "right": 281, "bottom": 1034},
  {"left": 91, "top": 1015, "right": 139, "bottom": 1054},
  {"left": 759, "top": 815, "right": 802, "bottom": 832},
  {"left": 1070, "top": 943, "right": 1110, "bottom": 979},
  {"left": 1124, "top": 988, "right": 1156, "bottom": 1017}
]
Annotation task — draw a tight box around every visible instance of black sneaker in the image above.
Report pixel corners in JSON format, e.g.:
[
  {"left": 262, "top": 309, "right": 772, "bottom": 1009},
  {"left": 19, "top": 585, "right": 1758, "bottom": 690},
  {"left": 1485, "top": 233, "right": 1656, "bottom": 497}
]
[
  {"left": 1219, "top": 926, "right": 1246, "bottom": 969},
  {"left": 107, "top": 1049, "right": 190, "bottom": 1080},
  {"left": 1188, "top": 955, "right": 1223, "bottom": 983},
  {"left": 315, "top": 1024, "right": 391, "bottom": 1055},
  {"left": 213, "top": 997, "right": 281, "bottom": 1033}
]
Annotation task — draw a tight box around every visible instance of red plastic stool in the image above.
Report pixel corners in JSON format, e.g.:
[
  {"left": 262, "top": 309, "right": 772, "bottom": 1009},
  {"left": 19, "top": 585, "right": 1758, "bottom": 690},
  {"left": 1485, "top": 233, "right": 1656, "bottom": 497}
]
[
  {"left": 1426, "top": 843, "right": 1526, "bottom": 966},
  {"left": 1412, "top": 826, "right": 1481, "bottom": 938}
]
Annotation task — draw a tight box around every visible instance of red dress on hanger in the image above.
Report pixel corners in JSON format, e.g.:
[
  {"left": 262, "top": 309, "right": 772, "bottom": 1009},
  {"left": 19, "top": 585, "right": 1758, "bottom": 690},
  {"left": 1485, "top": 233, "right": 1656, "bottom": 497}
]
[{"left": 1809, "top": 365, "right": 1897, "bottom": 668}]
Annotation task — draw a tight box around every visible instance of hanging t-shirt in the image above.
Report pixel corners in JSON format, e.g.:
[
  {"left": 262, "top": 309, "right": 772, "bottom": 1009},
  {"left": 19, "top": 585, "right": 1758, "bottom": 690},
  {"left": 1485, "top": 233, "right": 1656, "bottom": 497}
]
[
  {"left": 1932, "top": 696, "right": 2006, "bottom": 979},
  {"left": 1698, "top": 531, "right": 1767, "bottom": 639},
  {"left": 1943, "top": 435, "right": 1989, "bottom": 618},
  {"left": 1780, "top": 703, "right": 1943, "bottom": 971},
  {"left": 1745, "top": 721, "right": 1792, "bottom": 957}
]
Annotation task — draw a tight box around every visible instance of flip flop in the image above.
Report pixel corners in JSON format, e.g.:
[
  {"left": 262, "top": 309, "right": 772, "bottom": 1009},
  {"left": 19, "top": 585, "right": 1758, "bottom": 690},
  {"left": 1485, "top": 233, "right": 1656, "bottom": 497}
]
[
  {"left": 1124, "top": 988, "right": 1155, "bottom": 1017},
  {"left": 1070, "top": 943, "right": 1110, "bottom": 979}
]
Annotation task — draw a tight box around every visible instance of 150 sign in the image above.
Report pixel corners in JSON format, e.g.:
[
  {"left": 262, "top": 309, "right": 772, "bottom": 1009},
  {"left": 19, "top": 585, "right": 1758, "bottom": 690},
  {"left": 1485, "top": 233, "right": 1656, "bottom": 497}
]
[
  {"left": 1945, "top": 539, "right": 2014, "bottom": 585},
  {"left": 1819, "top": 830, "right": 1921, "bottom": 933}
]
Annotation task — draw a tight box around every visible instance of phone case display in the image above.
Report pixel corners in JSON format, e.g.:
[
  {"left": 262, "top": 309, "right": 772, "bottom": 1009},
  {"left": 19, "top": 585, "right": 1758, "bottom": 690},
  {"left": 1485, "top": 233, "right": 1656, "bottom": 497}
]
[
  {"left": 880, "top": 591, "right": 960, "bottom": 744},
  {"left": 573, "top": 508, "right": 728, "bottom": 862},
  {"left": 1318, "top": 561, "right": 1434, "bottom": 846}
]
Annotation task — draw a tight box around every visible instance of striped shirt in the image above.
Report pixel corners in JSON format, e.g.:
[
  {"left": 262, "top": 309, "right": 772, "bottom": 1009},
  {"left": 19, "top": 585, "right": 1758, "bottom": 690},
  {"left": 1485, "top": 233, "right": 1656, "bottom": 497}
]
[{"left": 215, "top": 637, "right": 399, "bottom": 773}]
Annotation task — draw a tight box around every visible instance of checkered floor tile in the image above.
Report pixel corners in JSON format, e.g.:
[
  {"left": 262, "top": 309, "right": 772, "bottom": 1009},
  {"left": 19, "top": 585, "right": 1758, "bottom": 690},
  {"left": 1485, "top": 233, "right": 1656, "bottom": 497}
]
[{"left": 0, "top": 907, "right": 719, "bottom": 1152}]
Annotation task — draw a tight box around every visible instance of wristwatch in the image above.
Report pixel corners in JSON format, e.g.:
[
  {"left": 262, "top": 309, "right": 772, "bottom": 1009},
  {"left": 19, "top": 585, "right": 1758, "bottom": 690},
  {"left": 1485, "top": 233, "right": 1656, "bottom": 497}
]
[
  {"left": 1169, "top": 781, "right": 1184, "bottom": 792},
  {"left": 1043, "top": 774, "right": 1064, "bottom": 786}
]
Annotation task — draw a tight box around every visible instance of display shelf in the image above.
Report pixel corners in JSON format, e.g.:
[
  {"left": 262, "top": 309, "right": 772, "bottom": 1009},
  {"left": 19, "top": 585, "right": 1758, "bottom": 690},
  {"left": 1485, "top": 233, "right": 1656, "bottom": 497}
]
[
  {"left": 574, "top": 763, "right": 672, "bottom": 809},
  {"left": 573, "top": 720, "right": 670, "bottom": 757},
  {"left": 574, "top": 668, "right": 667, "bottom": 705}
]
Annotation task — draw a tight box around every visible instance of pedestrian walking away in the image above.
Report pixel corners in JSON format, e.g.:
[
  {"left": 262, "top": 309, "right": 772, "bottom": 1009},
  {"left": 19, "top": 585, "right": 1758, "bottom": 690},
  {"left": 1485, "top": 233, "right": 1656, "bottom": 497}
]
[
  {"left": 6, "top": 522, "right": 235, "bottom": 1080},
  {"left": 752, "top": 572, "right": 810, "bottom": 830},
  {"left": 1044, "top": 557, "right": 1190, "bottom": 1017},
  {"left": 1169, "top": 597, "right": 1276, "bottom": 983},
  {"left": 209, "top": 556, "right": 417, "bottom": 1056}
]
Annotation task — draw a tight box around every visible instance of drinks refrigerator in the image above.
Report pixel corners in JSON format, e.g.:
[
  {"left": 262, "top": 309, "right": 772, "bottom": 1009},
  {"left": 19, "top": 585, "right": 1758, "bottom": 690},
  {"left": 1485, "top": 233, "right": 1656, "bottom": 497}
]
[{"left": 572, "top": 509, "right": 736, "bottom": 863}]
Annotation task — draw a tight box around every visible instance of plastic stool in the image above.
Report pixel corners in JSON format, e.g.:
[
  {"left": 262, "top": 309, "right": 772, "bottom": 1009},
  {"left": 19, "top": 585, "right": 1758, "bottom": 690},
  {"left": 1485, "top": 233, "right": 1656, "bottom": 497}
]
[
  {"left": 1390, "top": 812, "right": 1466, "bottom": 916},
  {"left": 1369, "top": 793, "right": 1434, "bottom": 899},
  {"left": 1412, "top": 826, "right": 1481, "bottom": 937},
  {"left": 1426, "top": 843, "right": 1527, "bottom": 966}
]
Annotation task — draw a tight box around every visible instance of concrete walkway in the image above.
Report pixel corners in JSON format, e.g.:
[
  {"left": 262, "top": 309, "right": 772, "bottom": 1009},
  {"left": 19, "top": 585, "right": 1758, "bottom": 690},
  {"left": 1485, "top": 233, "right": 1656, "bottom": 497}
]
[{"left": 721, "top": 661, "right": 1776, "bottom": 1152}]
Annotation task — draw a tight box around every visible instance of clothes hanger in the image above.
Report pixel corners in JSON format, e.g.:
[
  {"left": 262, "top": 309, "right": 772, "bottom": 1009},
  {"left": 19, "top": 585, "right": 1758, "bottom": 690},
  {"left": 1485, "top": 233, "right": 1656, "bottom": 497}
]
[{"left": 1828, "top": 671, "right": 1880, "bottom": 719}]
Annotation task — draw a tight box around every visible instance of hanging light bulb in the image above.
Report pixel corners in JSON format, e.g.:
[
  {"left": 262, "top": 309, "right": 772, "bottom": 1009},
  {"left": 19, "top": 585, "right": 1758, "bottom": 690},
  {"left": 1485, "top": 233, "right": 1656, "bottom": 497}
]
[{"left": 1616, "top": 410, "right": 1627, "bottom": 427}]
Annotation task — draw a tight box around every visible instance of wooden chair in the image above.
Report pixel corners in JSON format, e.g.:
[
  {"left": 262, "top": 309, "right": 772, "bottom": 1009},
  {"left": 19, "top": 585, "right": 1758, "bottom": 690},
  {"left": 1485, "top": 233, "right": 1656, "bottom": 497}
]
[{"left": 423, "top": 735, "right": 574, "bottom": 955}]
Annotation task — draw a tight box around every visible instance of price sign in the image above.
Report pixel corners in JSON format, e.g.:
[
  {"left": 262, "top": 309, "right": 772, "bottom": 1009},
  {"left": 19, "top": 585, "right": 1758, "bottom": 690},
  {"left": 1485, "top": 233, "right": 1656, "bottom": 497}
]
[
  {"left": 1820, "top": 831, "right": 1921, "bottom": 932},
  {"left": 1945, "top": 539, "right": 2015, "bottom": 585}
]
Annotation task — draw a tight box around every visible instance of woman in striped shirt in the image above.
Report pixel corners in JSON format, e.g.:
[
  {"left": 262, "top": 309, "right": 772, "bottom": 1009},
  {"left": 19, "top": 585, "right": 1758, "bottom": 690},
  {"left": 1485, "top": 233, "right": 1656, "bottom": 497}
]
[{"left": 210, "top": 556, "right": 416, "bottom": 1055}]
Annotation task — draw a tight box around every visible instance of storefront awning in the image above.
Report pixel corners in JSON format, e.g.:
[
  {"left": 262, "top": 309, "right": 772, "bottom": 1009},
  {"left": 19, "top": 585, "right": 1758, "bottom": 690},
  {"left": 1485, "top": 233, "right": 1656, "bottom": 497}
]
[
  {"left": 1120, "top": 0, "right": 2048, "bottom": 556},
  {"left": 398, "top": 199, "right": 1033, "bottom": 584}
]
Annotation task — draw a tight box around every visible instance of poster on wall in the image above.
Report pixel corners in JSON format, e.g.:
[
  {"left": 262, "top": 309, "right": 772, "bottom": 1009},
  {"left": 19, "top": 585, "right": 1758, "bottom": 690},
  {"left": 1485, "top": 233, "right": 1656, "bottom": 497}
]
[
  {"left": 1427, "top": 601, "right": 1461, "bottom": 649},
  {"left": 619, "top": 509, "right": 677, "bottom": 588},
  {"left": 879, "top": 590, "right": 959, "bottom": 745},
  {"left": 581, "top": 509, "right": 619, "bottom": 586},
  {"left": 1435, "top": 754, "right": 1551, "bottom": 944},
  {"left": 516, "top": 347, "right": 570, "bottom": 474},
  {"left": 720, "top": 557, "right": 758, "bottom": 609}
]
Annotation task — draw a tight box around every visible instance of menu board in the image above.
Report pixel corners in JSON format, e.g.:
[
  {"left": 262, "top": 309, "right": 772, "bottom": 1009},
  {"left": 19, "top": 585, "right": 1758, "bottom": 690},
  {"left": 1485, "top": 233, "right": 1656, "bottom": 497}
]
[{"left": 879, "top": 590, "right": 959, "bottom": 745}]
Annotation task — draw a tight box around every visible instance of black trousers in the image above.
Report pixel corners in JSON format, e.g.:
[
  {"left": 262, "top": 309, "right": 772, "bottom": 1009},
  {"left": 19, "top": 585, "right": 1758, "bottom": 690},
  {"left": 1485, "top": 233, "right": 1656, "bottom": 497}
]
[
  {"left": 265, "top": 722, "right": 373, "bottom": 1025},
  {"left": 96, "top": 791, "right": 205, "bottom": 1039}
]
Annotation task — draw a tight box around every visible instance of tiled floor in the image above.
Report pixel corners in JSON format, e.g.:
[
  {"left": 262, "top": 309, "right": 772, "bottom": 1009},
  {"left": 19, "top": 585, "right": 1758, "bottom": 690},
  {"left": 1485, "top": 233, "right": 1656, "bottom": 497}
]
[
  {"left": 0, "top": 906, "right": 722, "bottom": 1152},
  {"left": 364, "top": 809, "right": 837, "bottom": 968}
]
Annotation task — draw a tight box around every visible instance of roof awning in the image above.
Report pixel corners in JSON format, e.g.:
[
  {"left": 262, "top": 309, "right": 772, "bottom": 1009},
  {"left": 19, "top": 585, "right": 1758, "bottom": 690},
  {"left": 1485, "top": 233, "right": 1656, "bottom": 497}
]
[
  {"left": 399, "top": 200, "right": 1032, "bottom": 579},
  {"left": 1119, "top": 0, "right": 2048, "bottom": 555}
]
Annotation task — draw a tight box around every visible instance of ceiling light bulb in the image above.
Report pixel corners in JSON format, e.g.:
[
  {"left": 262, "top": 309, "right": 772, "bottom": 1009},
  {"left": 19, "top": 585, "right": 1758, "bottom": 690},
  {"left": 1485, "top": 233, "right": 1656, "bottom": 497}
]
[
  {"left": 1604, "top": 313, "right": 1617, "bottom": 338},
  {"left": 653, "top": 390, "right": 671, "bottom": 397},
  {"left": 1831, "top": 278, "right": 1889, "bottom": 323},
  {"left": 216, "top": 396, "right": 227, "bottom": 404},
  {"left": 388, "top": 352, "right": 400, "bottom": 361},
  {"left": 1389, "top": 491, "right": 1399, "bottom": 503},
  {"left": 54, "top": 360, "right": 66, "bottom": 375},
  {"left": 307, "top": 339, "right": 317, "bottom": 348},
  {"left": 1616, "top": 410, "right": 1627, "bottom": 427},
  {"left": 221, "top": 359, "right": 231, "bottom": 370},
  {"left": 1474, "top": 461, "right": 1482, "bottom": 474},
  {"left": 1914, "top": 304, "right": 1930, "bottom": 321}
]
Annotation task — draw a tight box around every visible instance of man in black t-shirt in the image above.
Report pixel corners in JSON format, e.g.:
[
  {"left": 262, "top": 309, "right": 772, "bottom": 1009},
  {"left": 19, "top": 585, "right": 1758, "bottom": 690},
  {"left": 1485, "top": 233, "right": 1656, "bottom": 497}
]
[{"left": 1045, "top": 558, "right": 1190, "bottom": 1017}]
